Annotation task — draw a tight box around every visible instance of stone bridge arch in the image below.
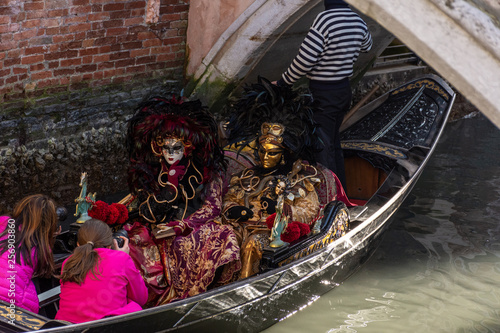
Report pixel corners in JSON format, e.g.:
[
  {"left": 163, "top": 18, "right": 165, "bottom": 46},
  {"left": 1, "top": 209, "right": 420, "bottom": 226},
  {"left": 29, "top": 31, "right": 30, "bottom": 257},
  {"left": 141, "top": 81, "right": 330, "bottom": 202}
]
[{"left": 185, "top": 0, "right": 500, "bottom": 128}]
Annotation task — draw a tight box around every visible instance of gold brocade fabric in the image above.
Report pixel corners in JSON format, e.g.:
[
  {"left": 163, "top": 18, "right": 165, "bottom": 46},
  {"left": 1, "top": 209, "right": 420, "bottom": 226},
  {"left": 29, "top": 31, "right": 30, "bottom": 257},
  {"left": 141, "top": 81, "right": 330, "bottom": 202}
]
[{"left": 222, "top": 162, "right": 320, "bottom": 278}]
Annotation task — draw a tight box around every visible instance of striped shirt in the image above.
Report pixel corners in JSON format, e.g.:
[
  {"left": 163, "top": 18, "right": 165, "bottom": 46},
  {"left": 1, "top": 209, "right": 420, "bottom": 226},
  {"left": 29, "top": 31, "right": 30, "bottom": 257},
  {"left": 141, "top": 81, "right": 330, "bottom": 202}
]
[{"left": 281, "top": 8, "right": 372, "bottom": 85}]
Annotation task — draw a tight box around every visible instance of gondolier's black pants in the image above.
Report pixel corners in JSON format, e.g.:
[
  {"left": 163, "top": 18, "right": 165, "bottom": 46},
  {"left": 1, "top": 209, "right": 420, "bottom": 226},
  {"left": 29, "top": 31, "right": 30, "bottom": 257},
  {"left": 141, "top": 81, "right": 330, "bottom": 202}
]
[{"left": 309, "top": 78, "right": 351, "bottom": 189}]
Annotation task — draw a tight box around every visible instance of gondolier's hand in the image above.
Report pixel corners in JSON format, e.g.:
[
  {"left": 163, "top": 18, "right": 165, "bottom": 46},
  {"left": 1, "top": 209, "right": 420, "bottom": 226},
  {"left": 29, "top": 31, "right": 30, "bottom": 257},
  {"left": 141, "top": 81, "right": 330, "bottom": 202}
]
[
  {"left": 166, "top": 220, "right": 192, "bottom": 236},
  {"left": 273, "top": 79, "right": 292, "bottom": 88},
  {"left": 225, "top": 206, "right": 254, "bottom": 222}
]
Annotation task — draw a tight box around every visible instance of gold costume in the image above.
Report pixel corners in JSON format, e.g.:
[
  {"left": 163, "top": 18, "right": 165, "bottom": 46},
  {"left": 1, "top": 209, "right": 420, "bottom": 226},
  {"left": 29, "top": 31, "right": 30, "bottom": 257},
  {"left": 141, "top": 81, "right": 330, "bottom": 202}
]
[
  {"left": 222, "top": 160, "right": 321, "bottom": 278},
  {"left": 220, "top": 80, "right": 327, "bottom": 279}
]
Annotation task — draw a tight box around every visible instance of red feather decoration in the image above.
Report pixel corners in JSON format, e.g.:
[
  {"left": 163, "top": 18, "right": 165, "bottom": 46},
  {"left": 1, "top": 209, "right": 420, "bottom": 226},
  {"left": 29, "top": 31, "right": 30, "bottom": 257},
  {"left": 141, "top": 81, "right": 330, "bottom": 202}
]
[
  {"left": 111, "top": 203, "right": 129, "bottom": 225},
  {"left": 88, "top": 200, "right": 110, "bottom": 223},
  {"left": 296, "top": 221, "right": 310, "bottom": 237},
  {"left": 266, "top": 213, "right": 277, "bottom": 229},
  {"left": 106, "top": 204, "right": 119, "bottom": 225},
  {"left": 281, "top": 222, "right": 301, "bottom": 243}
]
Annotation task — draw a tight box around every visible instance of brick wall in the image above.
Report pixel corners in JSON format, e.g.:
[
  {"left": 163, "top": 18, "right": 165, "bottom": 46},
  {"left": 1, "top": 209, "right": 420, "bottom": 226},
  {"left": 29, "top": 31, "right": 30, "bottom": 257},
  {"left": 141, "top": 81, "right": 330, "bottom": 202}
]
[
  {"left": 0, "top": 0, "right": 188, "bottom": 107},
  {"left": 0, "top": 0, "right": 189, "bottom": 136},
  {"left": 0, "top": 0, "right": 190, "bottom": 213}
]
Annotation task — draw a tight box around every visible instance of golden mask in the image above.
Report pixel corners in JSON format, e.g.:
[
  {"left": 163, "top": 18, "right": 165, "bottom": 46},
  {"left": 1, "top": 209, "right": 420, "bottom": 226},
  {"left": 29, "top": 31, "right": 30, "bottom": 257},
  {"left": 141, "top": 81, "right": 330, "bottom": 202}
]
[
  {"left": 261, "top": 123, "right": 285, "bottom": 138},
  {"left": 258, "top": 142, "right": 284, "bottom": 169},
  {"left": 259, "top": 123, "right": 285, "bottom": 146}
]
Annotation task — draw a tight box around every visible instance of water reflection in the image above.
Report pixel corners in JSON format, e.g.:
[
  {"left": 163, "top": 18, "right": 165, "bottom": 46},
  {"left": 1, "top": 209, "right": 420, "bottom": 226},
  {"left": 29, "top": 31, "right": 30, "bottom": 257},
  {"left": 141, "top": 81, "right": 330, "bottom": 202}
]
[{"left": 264, "top": 115, "right": 500, "bottom": 332}]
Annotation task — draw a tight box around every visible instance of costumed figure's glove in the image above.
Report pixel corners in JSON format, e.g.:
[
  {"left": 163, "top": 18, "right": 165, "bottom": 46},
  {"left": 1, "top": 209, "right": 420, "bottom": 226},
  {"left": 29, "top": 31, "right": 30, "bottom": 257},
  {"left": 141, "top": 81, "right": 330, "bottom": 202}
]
[
  {"left": 166, "top": 220, "right": 192, "bottom": 237},
  {"left": 139, "top": 185, "right": 180, "bottom": 224},
  {"left": 260, "top": 197, "right": 277, "bottom": 215},
  {"left": 225, "top": 205, "right": 254, "bottom": 222}
]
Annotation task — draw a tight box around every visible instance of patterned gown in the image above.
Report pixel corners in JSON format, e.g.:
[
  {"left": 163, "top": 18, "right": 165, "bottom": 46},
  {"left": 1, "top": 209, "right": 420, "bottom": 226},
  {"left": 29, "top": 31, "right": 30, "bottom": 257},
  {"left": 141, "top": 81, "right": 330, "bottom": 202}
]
[{"left": 125, "top": 168, "right": 241, "bottom": 306}]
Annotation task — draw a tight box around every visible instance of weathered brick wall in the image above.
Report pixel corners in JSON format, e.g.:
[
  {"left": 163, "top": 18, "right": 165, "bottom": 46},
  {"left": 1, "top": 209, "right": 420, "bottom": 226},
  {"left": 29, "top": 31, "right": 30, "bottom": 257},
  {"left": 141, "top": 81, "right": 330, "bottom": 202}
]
[{"left": 0, "top": 0, "right": 190, "bottom": 213}]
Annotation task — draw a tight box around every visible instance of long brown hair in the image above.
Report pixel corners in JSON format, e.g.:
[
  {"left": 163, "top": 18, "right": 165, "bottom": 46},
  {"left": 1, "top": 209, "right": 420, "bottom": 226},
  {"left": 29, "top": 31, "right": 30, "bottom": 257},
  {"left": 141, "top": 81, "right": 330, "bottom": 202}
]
[
  {"left": 60, "top": 219, "right": 113, "bottom": 285},
  {"left": 0, "top": 194, "right": 58, "bottom": 278}
]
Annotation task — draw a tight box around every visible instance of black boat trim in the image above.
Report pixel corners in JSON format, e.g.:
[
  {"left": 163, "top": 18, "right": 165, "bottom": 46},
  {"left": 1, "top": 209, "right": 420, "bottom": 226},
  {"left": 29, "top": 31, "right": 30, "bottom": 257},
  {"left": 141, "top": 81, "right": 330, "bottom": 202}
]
[{"left": 371, "top": 85, "right": 426, "bottom": 141}]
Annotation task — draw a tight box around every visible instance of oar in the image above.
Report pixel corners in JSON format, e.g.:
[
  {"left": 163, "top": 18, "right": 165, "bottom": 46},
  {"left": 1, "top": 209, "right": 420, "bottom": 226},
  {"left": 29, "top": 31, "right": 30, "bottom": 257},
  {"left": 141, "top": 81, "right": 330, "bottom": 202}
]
[{"left": 342, "top": 84, "right": 379, "bottom": 125}]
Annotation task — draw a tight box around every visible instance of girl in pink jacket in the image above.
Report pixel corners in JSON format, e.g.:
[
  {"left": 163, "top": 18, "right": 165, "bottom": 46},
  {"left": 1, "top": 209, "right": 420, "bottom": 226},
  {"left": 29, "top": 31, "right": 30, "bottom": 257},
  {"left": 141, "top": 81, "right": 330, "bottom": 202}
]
[
  {"left": 0, "top": 194, "right": 59, "bottom": 313},
  {"left": 56, "top": 219, "right": 147, "bottom": 324}
]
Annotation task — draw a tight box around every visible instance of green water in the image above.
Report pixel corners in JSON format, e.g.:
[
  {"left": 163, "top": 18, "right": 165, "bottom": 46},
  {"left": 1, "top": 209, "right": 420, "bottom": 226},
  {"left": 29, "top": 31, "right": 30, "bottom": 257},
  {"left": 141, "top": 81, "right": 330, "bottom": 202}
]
[{"left": 264, "top": 115, "right": 500, "bottom": 333}]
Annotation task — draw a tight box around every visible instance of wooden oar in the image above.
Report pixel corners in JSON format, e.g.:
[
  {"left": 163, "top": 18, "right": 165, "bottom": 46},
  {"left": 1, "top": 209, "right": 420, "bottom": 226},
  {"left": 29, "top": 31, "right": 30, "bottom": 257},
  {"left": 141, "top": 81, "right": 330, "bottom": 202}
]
[{"left": 342, "top": 84, "right": 379, "bottom": 125}]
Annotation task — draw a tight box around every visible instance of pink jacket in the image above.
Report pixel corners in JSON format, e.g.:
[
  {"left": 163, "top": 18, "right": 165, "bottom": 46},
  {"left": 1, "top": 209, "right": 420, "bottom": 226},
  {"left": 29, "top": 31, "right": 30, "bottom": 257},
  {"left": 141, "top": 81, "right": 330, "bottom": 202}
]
[
  {"left": 56, "top": 247, "right": 148, "bottom": 324},
  {"left": 0, "top": 216, "right": 40, "bottom": 313}
]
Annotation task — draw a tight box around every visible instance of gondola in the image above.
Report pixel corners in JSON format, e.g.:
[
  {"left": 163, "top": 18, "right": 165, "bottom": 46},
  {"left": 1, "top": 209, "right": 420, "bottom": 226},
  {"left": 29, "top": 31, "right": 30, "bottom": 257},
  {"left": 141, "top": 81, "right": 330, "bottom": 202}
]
[{"left": 0, "top": 74, "right": 455, "bottom": 333}]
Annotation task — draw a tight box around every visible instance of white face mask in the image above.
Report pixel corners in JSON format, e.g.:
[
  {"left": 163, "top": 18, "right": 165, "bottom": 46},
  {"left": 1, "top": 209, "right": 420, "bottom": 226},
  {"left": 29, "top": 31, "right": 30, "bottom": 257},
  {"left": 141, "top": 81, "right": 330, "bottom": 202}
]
[{"left": 162, "top": 139, "right": 185, "bottom": 165}]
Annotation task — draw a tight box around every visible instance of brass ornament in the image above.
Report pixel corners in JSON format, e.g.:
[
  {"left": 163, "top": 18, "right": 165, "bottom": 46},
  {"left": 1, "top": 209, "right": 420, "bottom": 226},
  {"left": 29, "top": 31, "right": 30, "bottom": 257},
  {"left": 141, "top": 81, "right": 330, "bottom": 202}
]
[
  {"left": 304, "top": 179, "right": 314, "bottom": 192},
  {"left": 258, "top": 122, "right": 286, "bottom": 148},
  {"left": 261, "top": 122, "right": 285, "bottom": 137}
]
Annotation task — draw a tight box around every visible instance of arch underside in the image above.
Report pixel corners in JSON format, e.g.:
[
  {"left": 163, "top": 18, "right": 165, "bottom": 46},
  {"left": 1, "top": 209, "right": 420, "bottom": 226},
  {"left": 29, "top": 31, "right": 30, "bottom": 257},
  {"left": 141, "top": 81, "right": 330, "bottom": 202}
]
[{"left": 188, "top": 0, "right": 500, "bottom": 128}]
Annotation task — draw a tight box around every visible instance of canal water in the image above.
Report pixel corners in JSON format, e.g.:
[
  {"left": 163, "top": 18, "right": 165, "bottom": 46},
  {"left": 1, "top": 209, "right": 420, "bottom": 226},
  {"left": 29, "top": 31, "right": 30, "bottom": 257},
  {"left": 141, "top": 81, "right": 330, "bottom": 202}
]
[{"left": 264, "top": 114, "right": 500, "bottom": 332}]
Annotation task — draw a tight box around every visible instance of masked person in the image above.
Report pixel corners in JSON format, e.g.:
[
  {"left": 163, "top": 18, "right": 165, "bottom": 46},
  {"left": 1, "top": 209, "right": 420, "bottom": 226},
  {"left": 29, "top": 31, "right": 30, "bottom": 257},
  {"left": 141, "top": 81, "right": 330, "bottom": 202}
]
[
  {"left": 222, "top": 77, "right": 337, "bottom": 279},
  {"left": 124, "top": 96, "right": 241, "bottom": 305}
]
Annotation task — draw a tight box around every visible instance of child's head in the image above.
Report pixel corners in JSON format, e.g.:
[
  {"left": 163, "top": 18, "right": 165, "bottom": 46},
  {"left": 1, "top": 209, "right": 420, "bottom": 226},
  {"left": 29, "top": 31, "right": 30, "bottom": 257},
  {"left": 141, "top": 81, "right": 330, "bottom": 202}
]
[
  {"left": 1, "top": 194, "right": 58, "bottom": 278},
  {"left": 77, "top": 218, "right": 113, "bottom": 248},
  {"left": 12, "top": 194, "right": 58, "bottom": 233},
  {"left": 60, "top": 219, "right": 113, "bottom": 285}
]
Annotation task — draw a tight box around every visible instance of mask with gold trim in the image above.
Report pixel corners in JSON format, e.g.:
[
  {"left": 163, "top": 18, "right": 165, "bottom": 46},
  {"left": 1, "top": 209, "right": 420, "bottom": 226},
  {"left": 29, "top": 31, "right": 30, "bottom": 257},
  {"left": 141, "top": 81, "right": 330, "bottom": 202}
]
[{"left": 225, "top": 76, "right": 321, "bottom": 166}]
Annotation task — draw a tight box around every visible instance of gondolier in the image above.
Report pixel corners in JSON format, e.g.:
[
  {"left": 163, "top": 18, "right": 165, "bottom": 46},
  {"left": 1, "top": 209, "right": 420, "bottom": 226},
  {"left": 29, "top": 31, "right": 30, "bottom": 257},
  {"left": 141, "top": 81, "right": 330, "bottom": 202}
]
[{"left": 275, "top": 0, "right": 373, "bottom": 188}]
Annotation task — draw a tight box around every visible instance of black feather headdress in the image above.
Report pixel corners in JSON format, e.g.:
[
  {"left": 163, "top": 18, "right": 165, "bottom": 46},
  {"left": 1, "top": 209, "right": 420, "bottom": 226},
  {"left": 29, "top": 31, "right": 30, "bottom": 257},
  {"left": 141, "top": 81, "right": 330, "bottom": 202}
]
[
  {"left": 126, "top": 95, "right": 226, "bottom": 195},
  {"left": 226, "top": 76, "right": 321, "bottom": 165}
]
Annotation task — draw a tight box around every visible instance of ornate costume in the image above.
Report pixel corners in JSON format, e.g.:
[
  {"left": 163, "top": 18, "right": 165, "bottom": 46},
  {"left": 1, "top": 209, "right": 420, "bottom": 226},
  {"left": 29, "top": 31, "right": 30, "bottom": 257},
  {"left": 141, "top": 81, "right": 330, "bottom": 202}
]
[
  {"left": 223, "top": 161, "right": 321, "bottom": 224},
  {"left": 125, "top": 96, "right": 241, "bottom": 305},
  {"left": 221, "top": 77, "right": 326, "bottom": 278}
]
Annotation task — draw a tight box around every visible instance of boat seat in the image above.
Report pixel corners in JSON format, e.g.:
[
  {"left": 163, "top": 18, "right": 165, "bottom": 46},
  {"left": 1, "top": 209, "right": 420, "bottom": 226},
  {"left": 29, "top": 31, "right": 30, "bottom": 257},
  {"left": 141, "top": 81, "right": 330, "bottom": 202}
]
[
  {"left": 38, "top": 320, "right": 71, "bottom": 329},
  {"left": 314, "top": 163, "right": 338, "bottom": 206},
  {"left": 38, "top": 286, "right": 61, "bottom": 308}
]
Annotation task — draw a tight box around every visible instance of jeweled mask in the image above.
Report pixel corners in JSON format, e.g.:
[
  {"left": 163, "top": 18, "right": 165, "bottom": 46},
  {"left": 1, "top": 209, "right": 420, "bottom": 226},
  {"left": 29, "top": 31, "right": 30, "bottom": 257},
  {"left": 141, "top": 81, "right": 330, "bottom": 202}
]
[
  {"left": 152, "top": 135, "right": 191, "bottom": 165},
  {"left": 258, "top": 122, "right": 286, "bottom": 169}
]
